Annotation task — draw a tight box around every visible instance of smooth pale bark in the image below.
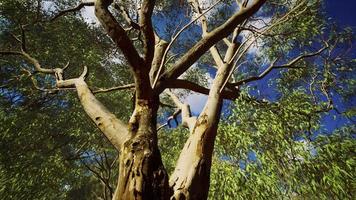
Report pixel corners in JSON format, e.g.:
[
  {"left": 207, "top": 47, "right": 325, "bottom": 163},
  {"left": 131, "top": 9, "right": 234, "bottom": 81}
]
[
  {"left": 168, "top": 71, "right": 229, "bottom": 199},
  {"left": 74, "top": 78, "right": 129, "bottom": 150},
  {"left": 169, "top": 90, "right": 223, "bottom": 200},
  {"left": 168, "top": 61, "right": 232, "bottom": 199},
  {"left": 150, "top": 38, "right": 168, "bottom": 86},
  {"left": 168, "top": 15, "right": 241, "bottom": 197}
]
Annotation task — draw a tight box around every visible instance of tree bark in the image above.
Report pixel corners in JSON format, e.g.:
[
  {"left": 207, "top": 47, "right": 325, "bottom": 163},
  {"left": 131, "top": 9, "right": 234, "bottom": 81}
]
[
  {"left": 169, "top": 95, "right": 223, "bottom": 200},
  {"left": 113, "top": 97, "right": 171, "bottom": 200}
]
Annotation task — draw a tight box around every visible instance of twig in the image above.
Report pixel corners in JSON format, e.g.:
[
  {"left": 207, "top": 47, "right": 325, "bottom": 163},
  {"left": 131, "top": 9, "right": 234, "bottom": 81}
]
[
  {"left": 51, "top": 1, "right": 95, "bottom": 21},
  {"left": 93, "top": 83, "right": 135, "bottom": 94}
]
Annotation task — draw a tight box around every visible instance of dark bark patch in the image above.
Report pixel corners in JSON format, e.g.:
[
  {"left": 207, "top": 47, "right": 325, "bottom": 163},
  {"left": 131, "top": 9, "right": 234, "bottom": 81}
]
[
  {"left": 125, "top": 159, "right": 131, "bottom": 167},
  {"left": 131, "top": 141, "right": 140, "bottom": 148},
  {"left": 129, "top": 122, "right": 138, "bottom": 133}
]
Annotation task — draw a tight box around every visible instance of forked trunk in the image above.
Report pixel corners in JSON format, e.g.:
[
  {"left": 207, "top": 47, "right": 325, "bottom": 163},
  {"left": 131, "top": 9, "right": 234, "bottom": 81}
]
[
  {"left": 113, "top": 98, "right": 171, "bottom": 200},
  {"left": 169, "top": 96, "right": 223, "bottom": 200}
]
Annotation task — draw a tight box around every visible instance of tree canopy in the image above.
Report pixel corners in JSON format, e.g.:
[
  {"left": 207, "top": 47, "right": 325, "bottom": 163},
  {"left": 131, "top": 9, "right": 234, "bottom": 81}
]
[{"left": 0, "top": 0, "right": 355, "bottom": 199}]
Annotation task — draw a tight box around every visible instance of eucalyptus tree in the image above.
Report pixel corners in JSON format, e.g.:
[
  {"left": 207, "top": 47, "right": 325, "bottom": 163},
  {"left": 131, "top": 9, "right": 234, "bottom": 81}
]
[{"left": 0, "top": 0, "right": 353, "bottom": 199}]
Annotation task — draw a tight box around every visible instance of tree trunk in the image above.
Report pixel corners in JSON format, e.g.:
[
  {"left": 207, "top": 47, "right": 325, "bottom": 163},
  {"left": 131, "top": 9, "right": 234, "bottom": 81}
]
[
  {"left": 169, "top": 96, "right": 223, "bottom": 200},
  {"left": 113, "top": 97, "right": 171, "bottom": 200}
]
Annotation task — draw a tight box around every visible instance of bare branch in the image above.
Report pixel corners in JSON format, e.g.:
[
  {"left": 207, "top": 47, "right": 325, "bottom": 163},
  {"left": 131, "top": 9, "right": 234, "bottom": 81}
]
[
  {"left": 157, "top": 109, "right": 181, "bottom": 131},
  {"left": 74, "top": 78, "right": 130, "bottom": 150},
  {"left": 232, "top": 45, "right": 328, "bottom": 86},
  {"left": 159, "top": 101, "right": 176, "bottom": 109},
  {"left": 150, "top": 37, "right": 168, "bottom": 85},
  {"left": 51, "top": 1, "right": 95, "bottom": 21},
  {"left": 56, "top": 66, "right": 88, "bottom": 87},
  {"left": 95, "top": 0, "right": 154, "bottom": 100},
  {"left": 93, "top": 83, "right": 135, "bottom": 94},
  {"left": 113, "top": 3, "right": 140, "bottom": 30},
  {"left": 95, "top": 0, "right": 144, "bottom": 70},
  {"left": 1, "top": 31, "right": 129, "bottom": 151},
  {"left": 0, "top": 50, "right": 23, "bottom": 56},
  {"left": 166, "top": 79, "right": 239, "bottom": 100},
  {"left": 157, "top": 123, "right": 168, "bottom": 132},
  {"left": 80, "top": 158, "right": 113, "bottom": 195},
  {"left": 166, "top": 90, "right": 197, "bottom": 132},
  {"left": 189, "top": 0, "right": 224, "bottom": 67},
  {"left": 0, "top": 50, "right": 56, "bottom": 74},
  {"left": 139, "top": 0, "right": 156, "bottom": 64}
]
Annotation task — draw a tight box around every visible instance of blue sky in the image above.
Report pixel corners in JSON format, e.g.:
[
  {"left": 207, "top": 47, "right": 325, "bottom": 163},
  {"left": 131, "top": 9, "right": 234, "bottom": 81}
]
[
  {"left": 322, "top": 0, "right": 356, "bottom": 132},
  {"left": 326, "top": 0, "right": 356, "bottom": 30},
  {"left": 185, "top": 1, "right": 356, "bottom": 133}
]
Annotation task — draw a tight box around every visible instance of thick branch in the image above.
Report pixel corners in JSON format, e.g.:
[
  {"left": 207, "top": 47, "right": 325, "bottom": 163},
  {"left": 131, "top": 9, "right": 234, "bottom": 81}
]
[
  {"left": 152, "top": 0, "right": 223, "bottom": 88},
  {"left": 1, "top": 37, "right": 129, "bottom": 151},
  {"left": 73, "top": 78, "right": 130, "bottom": 150},
  {"left": 150, "top": 37, "right": 168, "bottom": 85},
  {"left": 166, "top": 79, "right": 239, "bottom": 100},
  {"left": 95, "top": 0, "right": 153, "bottom": 100},
  {"left": 159, "top": 0, "right": 266, "bottom": 82},
  {"left": 95, "top": 0, "right": 144, "bottom": 70},
  {"left": 139, "top": 0, "right": 156, "bottom": 65}
]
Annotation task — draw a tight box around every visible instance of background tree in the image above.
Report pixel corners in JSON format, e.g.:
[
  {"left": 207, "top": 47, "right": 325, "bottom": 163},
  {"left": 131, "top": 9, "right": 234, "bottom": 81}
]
[{"left": 0, "top": 0, "right": 354, "bottom": 199}]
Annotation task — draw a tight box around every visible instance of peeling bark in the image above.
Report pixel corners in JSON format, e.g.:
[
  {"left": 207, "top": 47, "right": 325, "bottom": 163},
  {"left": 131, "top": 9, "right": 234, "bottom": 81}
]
[{"left": 113, "top": 98, "right": 171, "bottom": 200}]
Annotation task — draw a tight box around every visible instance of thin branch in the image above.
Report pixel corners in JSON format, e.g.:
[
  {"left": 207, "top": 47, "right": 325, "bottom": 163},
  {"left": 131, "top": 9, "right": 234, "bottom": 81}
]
[
  {"left": 113, "top": 3, "right": 140, "bottom": 30},
  {"left": 189, "top": 0, "right": 224, "bottom": 67},
  {"left": 232, "top": 45, "right": 328, "bottom": 86},
  {"left": 218, "top": 0, "right": 310, "bottom": 92},
  {"left": 81, "top": 159, "right": 113, "bottom": 194},
  {"left": 93, "top": 83, "right": 135, "bottom": 94},
  {"left": 166, "top": 90, "right": 197, "bottom": 132},
  {"left": 166, "top": 79, "right": 239, "bottom": 100},
  {"left": 51, "top": 1, "right": 95, "bottom": 21},
  {"left": 0, "top": 50, "right": 23, "bottom": 56},
  {"left": 19, "top": 25, "right": 27, "bottom": 52},
  {"left": 157, "top": 109, "right": 181, "bottom": 131},
  {"left": 0, "top": 50, "right": 56, "bottom": 73},
  {"left": 157, "top": 123, "right": 168, "bottom": 131},
  {"left": 159, "top": 101, "right": 176, "bottom": 109}
]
